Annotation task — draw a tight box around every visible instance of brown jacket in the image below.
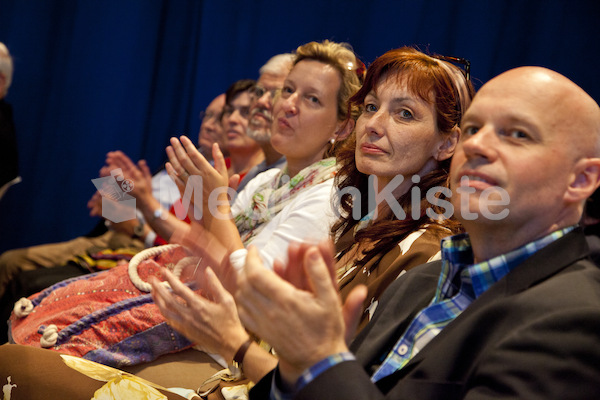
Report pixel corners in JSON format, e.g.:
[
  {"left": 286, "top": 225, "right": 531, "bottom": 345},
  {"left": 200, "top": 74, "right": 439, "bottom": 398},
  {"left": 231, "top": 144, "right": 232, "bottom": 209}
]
[{"left": 337, "top": 227, "right": 447, "bottom": 332}]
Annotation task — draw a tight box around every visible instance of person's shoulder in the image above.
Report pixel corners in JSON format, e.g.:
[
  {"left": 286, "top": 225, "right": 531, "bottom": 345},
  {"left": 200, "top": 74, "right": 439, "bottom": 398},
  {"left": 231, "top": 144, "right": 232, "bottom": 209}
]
[
  {"left": 400, "top": 225, "right": 447, "bottom": 248},
  {"left": 585, "top": 234, "right": 600, "bottom": 265},
  {"left": 539, "top": 257, "right": 600, "bottom": 298},
  {"left": 0, "top": 99, "right": 13, "bottom": 118},
  {"left": 496, "top": 255, "right": 600, "bottom": 320}
]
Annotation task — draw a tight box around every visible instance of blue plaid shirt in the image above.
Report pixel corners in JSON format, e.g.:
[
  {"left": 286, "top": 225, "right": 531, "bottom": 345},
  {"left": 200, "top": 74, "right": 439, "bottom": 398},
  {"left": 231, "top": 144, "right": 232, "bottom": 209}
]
[{"left": 270, "top": 226, "right": 576, "bottom": 399}]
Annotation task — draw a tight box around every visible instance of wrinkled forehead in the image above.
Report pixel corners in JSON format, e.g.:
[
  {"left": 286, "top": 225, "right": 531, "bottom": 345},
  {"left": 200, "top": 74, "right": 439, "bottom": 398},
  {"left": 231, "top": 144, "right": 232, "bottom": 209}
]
[
  {"left": 469, "top": 74, "right": 600, "bottom": 154},
  {"left": 375, "top": 71, "right": 435, "bottom": 104},
  {"left": 229, "top": 90, "right": 252, "bottom": 106},
  {"left": 463, "top": 80, "right": 549, "bottom": 134}
]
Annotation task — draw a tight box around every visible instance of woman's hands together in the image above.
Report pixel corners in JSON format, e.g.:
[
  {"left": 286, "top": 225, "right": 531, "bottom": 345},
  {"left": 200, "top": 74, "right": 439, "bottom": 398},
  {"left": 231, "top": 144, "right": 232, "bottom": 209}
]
[{"left": 150, "top": 267, "right": 250, "bottom": 363}]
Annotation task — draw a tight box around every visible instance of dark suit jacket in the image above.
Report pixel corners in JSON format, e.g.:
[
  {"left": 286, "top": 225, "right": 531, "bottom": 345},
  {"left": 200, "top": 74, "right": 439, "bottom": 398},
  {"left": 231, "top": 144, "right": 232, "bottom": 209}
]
[
  {"left": 251, "top": 229, "right": 600, "bottom": 399},
  {"left": 0, "top": 99, "right": 18, "bottom": 188}
]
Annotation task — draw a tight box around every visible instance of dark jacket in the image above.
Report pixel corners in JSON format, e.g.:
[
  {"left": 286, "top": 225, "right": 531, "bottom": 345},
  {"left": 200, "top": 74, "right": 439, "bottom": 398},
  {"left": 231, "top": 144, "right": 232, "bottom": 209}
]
[
  {"left": 0, "top": 99, "right": 19, "bottom": 188},
  {"left": 251, "top": 229, "right": 600, "bottom": 400}
]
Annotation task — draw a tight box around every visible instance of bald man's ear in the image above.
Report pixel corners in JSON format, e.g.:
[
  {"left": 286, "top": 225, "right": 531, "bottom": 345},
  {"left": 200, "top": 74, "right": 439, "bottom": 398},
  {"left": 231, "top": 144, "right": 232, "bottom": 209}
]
[{"left": 565, "top": 158, "right": 600, "bottom": 204}]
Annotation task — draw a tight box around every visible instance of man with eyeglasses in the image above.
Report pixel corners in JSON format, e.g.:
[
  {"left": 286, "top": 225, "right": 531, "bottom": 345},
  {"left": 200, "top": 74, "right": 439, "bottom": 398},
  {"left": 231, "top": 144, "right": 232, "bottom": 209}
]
[
  {"left": 197, "top": 93, "right": 226, "bottom": 162},
  {"left": 217, "top": 79, "right": 265, "bottom": 181},
  {"left": 236, "top": 54, "right": 294, "bottom": 192}
]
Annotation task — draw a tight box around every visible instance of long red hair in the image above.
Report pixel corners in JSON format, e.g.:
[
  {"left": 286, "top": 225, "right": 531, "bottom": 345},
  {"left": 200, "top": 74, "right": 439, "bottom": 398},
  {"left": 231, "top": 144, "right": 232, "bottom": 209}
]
[{"left": 332, "top": 47, "right": 475, "bottom": 263}]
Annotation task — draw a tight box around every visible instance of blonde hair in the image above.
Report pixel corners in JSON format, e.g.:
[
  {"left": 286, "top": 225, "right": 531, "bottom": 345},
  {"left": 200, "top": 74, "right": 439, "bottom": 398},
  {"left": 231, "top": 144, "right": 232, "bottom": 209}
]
[{"left": 293, "top": 40, "right": 363, "bottom": 122}]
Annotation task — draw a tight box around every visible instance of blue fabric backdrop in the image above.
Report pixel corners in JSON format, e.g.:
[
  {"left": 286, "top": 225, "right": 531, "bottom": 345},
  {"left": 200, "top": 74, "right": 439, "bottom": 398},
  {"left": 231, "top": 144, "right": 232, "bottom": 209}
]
[{"left": 0, "top": 0, "right": 599, "bottom": 252}]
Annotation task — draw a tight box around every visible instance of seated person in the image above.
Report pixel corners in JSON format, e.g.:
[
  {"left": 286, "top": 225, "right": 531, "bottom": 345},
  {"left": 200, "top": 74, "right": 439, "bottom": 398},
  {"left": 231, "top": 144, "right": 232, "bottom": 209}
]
[
  {"left": 104, "top": 80, "right": 259, "bottom": 247},
  {"left": 198, "top": 94, "right": 228, "bottom": 162},
  {"left": 6, "top": 40, "right": 360, "bottom": 372},
  {"left": 148, "top": 46, "right": 473, "bottom": 389},
  {"left": 236, "top": 53, "right": 294, "bottom": 192},
  {"left": 0, "top": 42, "right": 19, "bottom": 199},
  {"left": 217, "top": 79, "right": 265, "bottom": 181},
  {"left": 0, "top": 92, "right": 227, "bottom": 299},
  {"left": 236, "top": 66, "right": 600, "bottom": 399},
  {"left": 164, "top": 40, "right": 361, "bottom": 269},
  {"left": 0, "top": 93, "right": 225, "bottom": 343}
]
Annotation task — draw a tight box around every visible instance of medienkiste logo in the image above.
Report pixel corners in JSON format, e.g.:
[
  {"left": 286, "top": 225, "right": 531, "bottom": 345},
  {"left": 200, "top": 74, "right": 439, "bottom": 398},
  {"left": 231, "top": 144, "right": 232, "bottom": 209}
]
[
  {"left": 91, "top": 170, "right": 511, "bottom": 224},
  {"left": 91, "top": 168, "right": 136, "bottom": 223}
]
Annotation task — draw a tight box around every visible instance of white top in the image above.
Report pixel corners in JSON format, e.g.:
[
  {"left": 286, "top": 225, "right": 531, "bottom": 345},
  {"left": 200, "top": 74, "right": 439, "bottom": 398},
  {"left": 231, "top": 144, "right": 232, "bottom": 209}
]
[
  {"left": 142, "top": 169, "right": 182, "bottom": 247},
  {"left": 151, "top": 169, "right": 181, "bottom": 209},
  {"left": 230, "top": 168, "right": 338, "bottom": 269}
]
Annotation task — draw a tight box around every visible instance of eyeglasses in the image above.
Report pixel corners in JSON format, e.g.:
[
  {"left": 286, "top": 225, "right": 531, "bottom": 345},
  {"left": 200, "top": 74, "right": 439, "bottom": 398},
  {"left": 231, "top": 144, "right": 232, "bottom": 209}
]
[
  {"left": 432, "top": 55, "right": 471, "bottom": 81},
  {"left": 198, "top": 110, "right": 220, "bottom": 122},
  {"left": 250, "top": 85, "right": 279, "bottom": 99},
  {"left": 222, "top": 105, "right": 251, "bottom": 119}
]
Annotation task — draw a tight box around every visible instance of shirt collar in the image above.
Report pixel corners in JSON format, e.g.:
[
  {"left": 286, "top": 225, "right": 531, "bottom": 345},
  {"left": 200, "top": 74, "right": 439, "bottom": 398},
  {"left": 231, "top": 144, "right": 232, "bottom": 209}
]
[{"left": 436, "top": 225, "right": 577, "bottom": 301}]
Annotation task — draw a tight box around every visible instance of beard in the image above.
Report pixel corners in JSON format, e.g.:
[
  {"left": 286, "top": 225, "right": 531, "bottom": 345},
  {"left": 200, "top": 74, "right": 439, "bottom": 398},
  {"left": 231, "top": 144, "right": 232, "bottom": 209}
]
[{"left": 247, "top": 109, "right": 272, "bottom": 143}]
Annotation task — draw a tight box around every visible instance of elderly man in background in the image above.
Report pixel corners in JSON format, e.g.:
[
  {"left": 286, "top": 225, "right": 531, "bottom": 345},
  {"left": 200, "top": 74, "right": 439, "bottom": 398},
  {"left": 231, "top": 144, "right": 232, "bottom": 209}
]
[
  {"left": 236, "top": 53, "right": 293, "bottom": 192},
  {"left": 0, "top": 42, "right": 19, "bottom": 199}
]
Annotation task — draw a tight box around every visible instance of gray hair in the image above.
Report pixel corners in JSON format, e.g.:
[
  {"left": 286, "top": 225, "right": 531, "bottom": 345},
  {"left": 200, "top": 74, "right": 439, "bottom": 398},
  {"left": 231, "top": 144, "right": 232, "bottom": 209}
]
[
  {"left": 259, "top": 53, "right": 294, "bottom": 77},
  {"left": 0, "top": 42, "right": 14, "bottom": 97}
]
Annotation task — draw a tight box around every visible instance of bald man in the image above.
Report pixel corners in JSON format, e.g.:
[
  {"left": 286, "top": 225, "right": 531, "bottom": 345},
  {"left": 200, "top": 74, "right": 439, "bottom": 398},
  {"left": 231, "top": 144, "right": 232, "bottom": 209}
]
[
  {"left": 236, "top": 67, "right": 600, "bottom": 399},
  {"left": 197, "top": 93, "right": 226, "bottom": 160}
]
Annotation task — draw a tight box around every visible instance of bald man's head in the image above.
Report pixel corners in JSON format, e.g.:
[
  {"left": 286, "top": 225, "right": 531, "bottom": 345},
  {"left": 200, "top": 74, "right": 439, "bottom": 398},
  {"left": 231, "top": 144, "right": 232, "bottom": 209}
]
[
  {"left": 198, "top": 93, "right": 226, "bottom": 159},
  {"left": 451, "top": 66, "right": 600, "bottom": 237},
  {"left": 485, "top": 67, "right": 600, "bottom": 158}
]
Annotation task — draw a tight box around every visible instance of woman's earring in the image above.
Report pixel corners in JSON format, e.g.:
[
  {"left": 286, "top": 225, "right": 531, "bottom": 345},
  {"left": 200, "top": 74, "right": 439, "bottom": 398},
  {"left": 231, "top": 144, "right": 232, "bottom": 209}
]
[{"left": 330, "top": 138, "right": 335, "bottom": 145}]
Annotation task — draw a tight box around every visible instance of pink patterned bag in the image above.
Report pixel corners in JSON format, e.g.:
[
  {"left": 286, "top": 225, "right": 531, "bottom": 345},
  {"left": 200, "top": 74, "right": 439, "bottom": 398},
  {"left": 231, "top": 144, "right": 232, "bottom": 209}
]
[{"left": 9, "top": 244, "right": 198, "bottom": 368}]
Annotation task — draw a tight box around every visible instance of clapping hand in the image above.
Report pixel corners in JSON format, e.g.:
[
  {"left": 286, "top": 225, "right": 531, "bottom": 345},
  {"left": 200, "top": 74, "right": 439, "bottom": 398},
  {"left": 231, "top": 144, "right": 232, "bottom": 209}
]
[
  {"left": 235, "top": 242, "right": 367, "bottom": 385},
  {"left": 165, "top": 137, "right": 234, "bottom": 222},
  {"left": 103, "top": 151, "right": 154, "bottom": 202},
  {"left": 150, "top": 266, "right": 249, "bottom": 362}
]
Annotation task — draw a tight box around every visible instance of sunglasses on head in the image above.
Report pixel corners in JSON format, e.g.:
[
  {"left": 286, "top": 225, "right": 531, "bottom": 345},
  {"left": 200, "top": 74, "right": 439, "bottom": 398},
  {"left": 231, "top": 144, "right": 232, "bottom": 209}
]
[{"left": 432, "top": 55, "right": 471, "bottom": 81}]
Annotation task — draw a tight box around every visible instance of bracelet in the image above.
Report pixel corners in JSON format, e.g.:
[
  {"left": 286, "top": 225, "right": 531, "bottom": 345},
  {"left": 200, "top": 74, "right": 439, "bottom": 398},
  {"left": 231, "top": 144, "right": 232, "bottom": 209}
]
[
  {"left": 150, "top": 207, "right": 165, "bottom": 222},
  {"left": 233, "top": 338, "right": 253, "bottom": 367}
]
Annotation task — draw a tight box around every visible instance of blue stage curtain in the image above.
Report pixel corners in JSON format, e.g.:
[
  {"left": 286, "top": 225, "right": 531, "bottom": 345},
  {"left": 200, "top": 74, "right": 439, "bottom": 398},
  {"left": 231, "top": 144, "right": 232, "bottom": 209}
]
[{"left": 0, "top": 0, "right": 598, "bottom": 251}]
